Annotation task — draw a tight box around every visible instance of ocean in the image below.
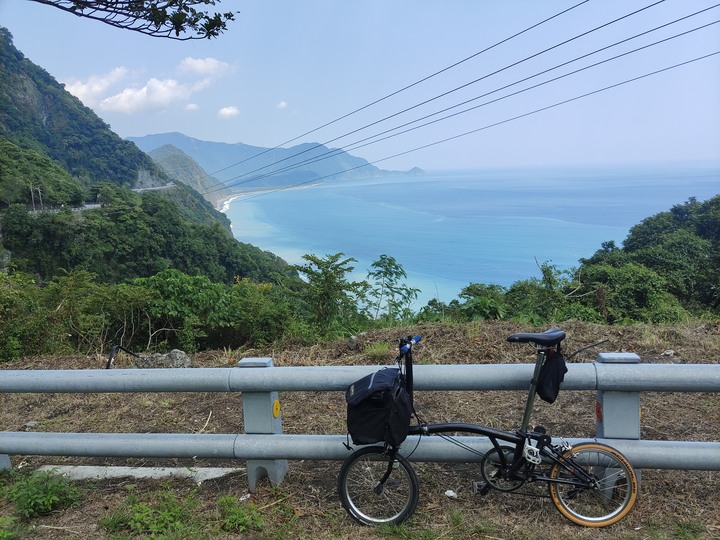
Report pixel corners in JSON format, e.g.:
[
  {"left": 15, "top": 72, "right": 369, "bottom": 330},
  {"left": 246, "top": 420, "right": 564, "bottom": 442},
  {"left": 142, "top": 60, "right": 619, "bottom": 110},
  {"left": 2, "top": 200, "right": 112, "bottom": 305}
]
[{"left": 224, "top": 164, "right": 719, "bottom": 308}]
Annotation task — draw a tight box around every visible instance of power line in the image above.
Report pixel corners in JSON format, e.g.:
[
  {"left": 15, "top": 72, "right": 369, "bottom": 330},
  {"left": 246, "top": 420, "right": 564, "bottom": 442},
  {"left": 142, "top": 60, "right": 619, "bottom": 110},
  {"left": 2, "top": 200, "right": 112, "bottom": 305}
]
[
  {"left": 342, "top": 19, "right": 720, "bottom": 157},
  {"left": 231, "top": 51, "right": 720, "bottom": 204},
  {"left": 204, "top": 3, "right": 715, "bottom": 195},
  {"left": 200, "top": 1, "right": 593, "bottom": 180},
  {"left": 202, "top": 0, "right": 669, "bottom": 194}
]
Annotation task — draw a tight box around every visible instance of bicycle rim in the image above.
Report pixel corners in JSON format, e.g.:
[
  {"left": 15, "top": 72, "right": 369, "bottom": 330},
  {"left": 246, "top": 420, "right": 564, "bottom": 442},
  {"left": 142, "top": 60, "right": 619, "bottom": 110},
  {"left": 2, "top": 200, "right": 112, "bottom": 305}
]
[
  {"left": 338, "top": 447, "right": 419, "bottom": 525},
  {"left": 549, "top": 442, "right": 637, "bottom": 527}
]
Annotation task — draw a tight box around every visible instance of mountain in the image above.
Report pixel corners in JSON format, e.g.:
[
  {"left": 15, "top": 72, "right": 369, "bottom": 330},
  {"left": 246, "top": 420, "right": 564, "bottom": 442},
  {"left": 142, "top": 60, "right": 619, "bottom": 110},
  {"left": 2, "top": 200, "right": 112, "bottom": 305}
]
[
  {"left": 129, "top": 132, "right": 424, "bottom": 193},
  {"left": 0, "top": 28, "right": 165, "bottom": 190},
  {"left": 0, "top": 27, "right": 294, "bottom": 285},
  {"left": 147, "top": 144, "right": 232, "bottom": 209}
]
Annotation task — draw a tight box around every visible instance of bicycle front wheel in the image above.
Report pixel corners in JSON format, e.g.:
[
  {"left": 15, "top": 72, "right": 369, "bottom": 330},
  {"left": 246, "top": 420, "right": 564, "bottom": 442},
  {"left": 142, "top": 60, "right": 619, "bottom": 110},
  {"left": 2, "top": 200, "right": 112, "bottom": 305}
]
[
  {"left": 338, "top": 446, "right": 419, "bottom": 526},
  {"left": 549, "top": 442, "right": 637, "bottom": 527}
]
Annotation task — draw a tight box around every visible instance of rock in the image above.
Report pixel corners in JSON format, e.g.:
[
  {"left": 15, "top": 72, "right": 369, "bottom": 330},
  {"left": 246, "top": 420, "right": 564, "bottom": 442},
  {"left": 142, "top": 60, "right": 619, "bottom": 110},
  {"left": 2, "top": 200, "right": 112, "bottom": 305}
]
[{"left": 134, "top": 349, "right": 192, "bottom": 368}]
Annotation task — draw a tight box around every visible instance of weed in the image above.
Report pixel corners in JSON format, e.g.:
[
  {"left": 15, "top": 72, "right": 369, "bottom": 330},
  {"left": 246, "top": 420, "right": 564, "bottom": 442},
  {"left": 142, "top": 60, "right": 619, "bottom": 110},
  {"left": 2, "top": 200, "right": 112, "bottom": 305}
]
[
  {"left": 673, "top": 519, "right": 707, "bottom": 540},
  {"left": 448, "top": 510, "right": 464, "bottom": 527},
  {"left": 217, "top": 495, "right": 263, "bottom": 532},
  {"left": 364, "top": 341, "right": 391, "bottom": 361},
  {"left": 1, "top": 470, "right": 81, "bottom": 518},
  {"left": 101, "top": 483, "right": 201, "bottom": 538},
  {"left": 0, "top": 516, "right": 22, "bottom": 540}
]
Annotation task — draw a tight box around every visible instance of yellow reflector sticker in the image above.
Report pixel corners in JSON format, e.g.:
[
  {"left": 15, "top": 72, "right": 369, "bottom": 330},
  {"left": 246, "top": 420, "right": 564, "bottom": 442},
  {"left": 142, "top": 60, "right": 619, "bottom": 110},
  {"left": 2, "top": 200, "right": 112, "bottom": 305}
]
[{"left": 273, "top": 399, "right": 281, "bottom": 418}]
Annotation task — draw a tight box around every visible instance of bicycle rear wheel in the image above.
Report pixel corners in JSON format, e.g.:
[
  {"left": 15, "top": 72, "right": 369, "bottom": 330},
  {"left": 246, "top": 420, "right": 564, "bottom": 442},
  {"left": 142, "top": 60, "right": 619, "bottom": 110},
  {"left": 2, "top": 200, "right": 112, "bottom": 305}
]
[
  {"left": 549, "top": 442, "right": 637, "bottom": 527},
  {"left": 338, "top": 446, "right": 419, "bottom": 525}
]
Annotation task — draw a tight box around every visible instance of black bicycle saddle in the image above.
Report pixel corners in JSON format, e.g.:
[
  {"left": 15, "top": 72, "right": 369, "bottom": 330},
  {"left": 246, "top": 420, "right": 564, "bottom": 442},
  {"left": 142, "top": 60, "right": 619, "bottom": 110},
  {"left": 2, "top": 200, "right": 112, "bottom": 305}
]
[{"left": 507, "top": 328, "right": 566, "bottom": 347}]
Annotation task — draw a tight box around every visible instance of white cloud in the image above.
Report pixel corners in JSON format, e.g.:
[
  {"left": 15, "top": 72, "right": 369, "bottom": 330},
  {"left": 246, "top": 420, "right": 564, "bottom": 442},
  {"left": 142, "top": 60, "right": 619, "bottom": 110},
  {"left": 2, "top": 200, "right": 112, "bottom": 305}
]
[
  {"left": 218, "top": 106, "right": 240, "bottom": 118},
  {"left": 99, "top": 78, "right": 192, "bottom": 113},
  {"left": 178, "top": 57, "right": 230, "bottom": 76},
  {"left": 276, "top": 101, "right": 288, "bottom": 110},
  {"left": 62, "top": 67, "right": 129, "bottom": 107},
  {"left": 60, "top": 57, "right": 231, "bottom": 116}
]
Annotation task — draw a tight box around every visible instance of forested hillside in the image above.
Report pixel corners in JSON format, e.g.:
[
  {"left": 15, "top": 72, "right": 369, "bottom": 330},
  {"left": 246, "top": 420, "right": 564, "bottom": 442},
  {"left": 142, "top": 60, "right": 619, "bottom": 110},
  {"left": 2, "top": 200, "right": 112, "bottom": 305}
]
[
  {"left": 0, "top": 29, "right": 164, "bottom": 190},
  {"left": 148, "top": 144, "right": 232, "bottom": 208},
  {"left": 0, "top": 27, "right": 294, "bottom": 287}
]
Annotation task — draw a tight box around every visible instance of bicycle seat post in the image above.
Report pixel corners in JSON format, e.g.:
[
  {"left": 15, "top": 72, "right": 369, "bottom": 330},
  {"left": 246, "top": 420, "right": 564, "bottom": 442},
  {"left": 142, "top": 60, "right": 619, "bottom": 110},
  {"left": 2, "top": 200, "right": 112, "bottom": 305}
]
[
  {"left": 507, "top": 328, "right": 565, "bottom": 433},
  {"left": 520, "top": 347, "right": 546, "bottom": 433}
]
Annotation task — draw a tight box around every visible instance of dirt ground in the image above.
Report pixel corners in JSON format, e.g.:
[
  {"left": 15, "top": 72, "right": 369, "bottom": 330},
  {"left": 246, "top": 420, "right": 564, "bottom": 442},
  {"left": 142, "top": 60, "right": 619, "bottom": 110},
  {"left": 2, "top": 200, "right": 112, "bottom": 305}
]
[{"left": 1, "top": 321, "right": 719, "bottom": 539}]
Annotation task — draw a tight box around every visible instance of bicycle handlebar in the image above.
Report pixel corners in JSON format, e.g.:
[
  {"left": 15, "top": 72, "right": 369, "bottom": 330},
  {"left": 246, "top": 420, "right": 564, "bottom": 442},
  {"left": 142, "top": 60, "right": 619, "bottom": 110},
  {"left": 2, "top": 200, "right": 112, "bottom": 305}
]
[{"left": 399, "top": 335, "right": 421, "bottom": 355}]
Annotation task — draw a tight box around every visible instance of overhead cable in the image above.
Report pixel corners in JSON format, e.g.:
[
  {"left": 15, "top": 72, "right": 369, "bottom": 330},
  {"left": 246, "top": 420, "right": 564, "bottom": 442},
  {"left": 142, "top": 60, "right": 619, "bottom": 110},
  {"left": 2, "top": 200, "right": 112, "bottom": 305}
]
[
  {"left": 202, "top": 0, "right": 667, "bottom": 192},
  {"left": 204, "top": 5, "right": 716, "bottom": 195},
  {"left": 230, "top": 51, "right": 720, "bottom": 203},
  {"left": 201, "top": 0, "right": 593, "bottom": 179}
]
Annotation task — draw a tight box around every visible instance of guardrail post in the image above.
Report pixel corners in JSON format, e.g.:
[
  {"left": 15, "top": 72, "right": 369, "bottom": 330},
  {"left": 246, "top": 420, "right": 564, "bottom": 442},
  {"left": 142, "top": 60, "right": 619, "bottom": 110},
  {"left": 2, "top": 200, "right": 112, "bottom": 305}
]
[
  {"left": 0, "top": 454, "right": 10, "bottom": 470},
  {"left": 596, "top": 352, "right": 642, "bottom": 483},
  {"left": 238, "top": 358, "right": 288, "bottom": 491}
]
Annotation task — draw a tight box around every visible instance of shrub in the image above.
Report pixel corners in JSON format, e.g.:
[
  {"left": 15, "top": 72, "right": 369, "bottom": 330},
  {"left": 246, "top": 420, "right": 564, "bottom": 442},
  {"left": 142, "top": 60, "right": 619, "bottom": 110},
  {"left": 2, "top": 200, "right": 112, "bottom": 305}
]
[{"left": 1, "top": 470, "right": 81, "bottom": 518}]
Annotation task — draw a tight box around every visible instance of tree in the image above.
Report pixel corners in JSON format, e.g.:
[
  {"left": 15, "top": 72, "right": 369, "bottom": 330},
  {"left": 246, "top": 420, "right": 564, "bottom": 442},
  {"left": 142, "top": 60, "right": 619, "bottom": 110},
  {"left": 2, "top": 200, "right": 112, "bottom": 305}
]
[
  {"left": 292, "top": 253, "right": 366, "bottom": 336},
  {"left": 458, "top": 283, "right": 507, "bottom": 321},
  {"left": 364, "top": 254, "right": 419, "bottom": 321},
  {"left": 31, "top": 0, "right": 237, "bottom": 40}
]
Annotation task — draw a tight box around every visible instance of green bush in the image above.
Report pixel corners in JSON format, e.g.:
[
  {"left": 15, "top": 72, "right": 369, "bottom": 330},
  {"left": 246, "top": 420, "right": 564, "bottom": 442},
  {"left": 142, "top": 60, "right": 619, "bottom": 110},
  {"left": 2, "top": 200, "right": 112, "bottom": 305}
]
[{"left": 1, "top": 470, "right": 81, "bottom": 518}]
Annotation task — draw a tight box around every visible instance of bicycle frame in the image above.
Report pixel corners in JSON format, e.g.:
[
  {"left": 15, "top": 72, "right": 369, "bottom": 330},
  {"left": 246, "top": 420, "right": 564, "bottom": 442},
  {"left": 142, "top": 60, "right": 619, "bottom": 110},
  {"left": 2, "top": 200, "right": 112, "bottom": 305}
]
[{"left": 401, "top": 335, "right": 565, "bottom": 479}]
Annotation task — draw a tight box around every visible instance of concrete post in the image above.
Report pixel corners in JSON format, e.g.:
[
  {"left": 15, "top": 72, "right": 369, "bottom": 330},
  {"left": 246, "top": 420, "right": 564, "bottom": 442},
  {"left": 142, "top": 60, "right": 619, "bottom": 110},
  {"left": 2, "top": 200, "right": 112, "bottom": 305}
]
[
  {"left": 596, "top": 353, "right": 641, "bottom": 439},
  {"left": 0, "top": 454, "right": 10, "bottom": 470},
  {"left": 596, "top": 352, "right": 642, "bottom": 484},
  {"left": 238, "top": 358, "right": 288, "bottom": 491}
]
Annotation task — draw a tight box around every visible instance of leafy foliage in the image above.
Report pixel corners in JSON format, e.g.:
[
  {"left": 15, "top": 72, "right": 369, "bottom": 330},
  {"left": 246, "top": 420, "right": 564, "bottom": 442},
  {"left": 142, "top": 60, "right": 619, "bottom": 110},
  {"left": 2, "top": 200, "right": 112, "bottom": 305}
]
[
  {"left": 0, "top": 196, "right": 291, "bottom": 286},
  {"left": 1, "top": 470, "right": 81, "bottom": 518},
  {"left": 217, "top": 495, "right": 263, "bottom": 533},
  {"left": 364, "top": 254, "right": 420, "bottom": 321},
  {"left": 101, "top": 484, "right": 200, "bottom": 537},
  {"left": 292, "top": 253, "right": 367, "bottom": 336},
  {"left": 35, "top": 1, "right": 237, "bottom": 40},
  {"left": 0, "top": 515, "right": 21, "bottom": 540}
]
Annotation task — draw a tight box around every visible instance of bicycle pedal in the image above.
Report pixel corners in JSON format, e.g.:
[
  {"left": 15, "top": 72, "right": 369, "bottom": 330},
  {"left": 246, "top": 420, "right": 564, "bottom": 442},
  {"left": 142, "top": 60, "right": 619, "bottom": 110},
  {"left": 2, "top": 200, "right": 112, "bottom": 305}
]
[{"left": 472, "top": 481, "right": 491, "bottom": 496}]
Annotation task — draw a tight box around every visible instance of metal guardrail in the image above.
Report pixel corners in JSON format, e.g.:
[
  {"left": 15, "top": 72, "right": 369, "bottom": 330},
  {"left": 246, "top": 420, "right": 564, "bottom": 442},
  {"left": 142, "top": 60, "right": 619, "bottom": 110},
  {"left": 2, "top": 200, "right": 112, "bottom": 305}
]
[
  {"left": 2, "top": 362, "right": 718, "bottom": 393},
  {"left": 1, "top": 355, "right": 719, "bottom": 489}
]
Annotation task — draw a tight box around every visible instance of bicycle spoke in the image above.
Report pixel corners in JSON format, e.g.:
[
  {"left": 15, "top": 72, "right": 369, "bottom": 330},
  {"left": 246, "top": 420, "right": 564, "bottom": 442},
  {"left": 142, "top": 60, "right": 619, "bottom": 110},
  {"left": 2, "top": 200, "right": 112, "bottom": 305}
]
[
  {"left": 549, "top": 443, "right": 637, "bottom": 527},
  {"left": 339, "top": 448, "right": 419, "bottom": 525}
]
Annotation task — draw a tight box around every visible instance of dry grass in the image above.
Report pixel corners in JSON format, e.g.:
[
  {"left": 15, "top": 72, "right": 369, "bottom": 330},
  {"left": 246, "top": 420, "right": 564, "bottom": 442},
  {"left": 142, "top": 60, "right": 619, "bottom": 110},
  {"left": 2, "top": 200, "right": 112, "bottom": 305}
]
[{"left": 1, "top": 321, "right": 719, "bottom": 539}]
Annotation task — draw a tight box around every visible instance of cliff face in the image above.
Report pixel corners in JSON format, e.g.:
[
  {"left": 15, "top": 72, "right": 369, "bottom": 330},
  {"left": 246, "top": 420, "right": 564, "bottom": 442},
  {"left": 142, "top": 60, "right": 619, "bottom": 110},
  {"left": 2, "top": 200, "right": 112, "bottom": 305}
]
[{"left": 0, "top": 27, "right": 166, "bottom": 189}]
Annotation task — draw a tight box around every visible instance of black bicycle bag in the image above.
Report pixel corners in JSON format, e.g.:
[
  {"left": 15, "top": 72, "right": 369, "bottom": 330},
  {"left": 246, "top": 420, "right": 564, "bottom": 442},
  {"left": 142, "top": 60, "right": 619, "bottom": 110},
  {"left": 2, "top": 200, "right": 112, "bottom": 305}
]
[
  {"left": 346, "top": 367, "right": 412, "bottom": 447},
  {"left": 535, "top": 350, "right": 568, "bottom": 404}
]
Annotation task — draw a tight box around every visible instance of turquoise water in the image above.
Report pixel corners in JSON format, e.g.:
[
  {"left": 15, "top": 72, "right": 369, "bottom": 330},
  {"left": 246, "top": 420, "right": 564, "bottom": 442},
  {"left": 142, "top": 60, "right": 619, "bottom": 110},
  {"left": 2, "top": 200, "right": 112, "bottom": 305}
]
[{"left": 225, "top": 164, "right": 719, "bottom": 307}]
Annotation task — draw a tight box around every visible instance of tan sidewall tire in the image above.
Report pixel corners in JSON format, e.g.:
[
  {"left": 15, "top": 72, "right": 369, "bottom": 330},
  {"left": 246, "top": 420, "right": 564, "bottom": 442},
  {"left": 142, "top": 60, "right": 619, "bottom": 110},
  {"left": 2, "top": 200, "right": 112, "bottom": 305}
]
[{"left": 549, "top": 442, "right": 638, "bottom": 527}]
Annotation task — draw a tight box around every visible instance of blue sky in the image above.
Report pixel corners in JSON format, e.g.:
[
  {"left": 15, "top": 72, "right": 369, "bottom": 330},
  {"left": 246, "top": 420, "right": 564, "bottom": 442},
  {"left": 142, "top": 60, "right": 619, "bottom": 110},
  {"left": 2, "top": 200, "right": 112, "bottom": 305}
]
[{"left": 1, "top": 0, "right": 719, "bottom": 171}]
